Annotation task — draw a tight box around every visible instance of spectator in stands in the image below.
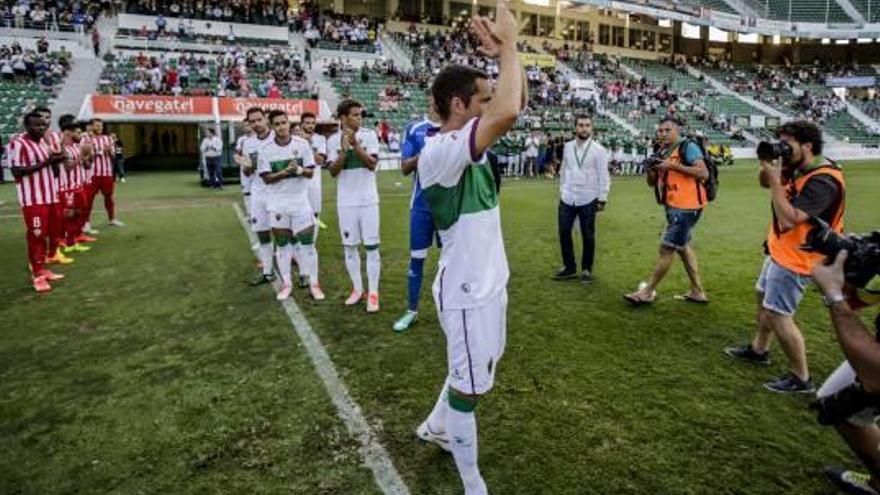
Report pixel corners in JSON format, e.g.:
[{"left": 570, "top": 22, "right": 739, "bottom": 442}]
[
  {"left": 91, "top": 28, "right": 101, "bottom": 58},
  {"left": 155, "top": 14, "right": 167, "bottom": 34}
]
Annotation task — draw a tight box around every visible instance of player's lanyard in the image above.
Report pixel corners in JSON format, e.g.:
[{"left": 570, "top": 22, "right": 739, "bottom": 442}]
[{"left": 575, "top": 139, "right": 592, "bottom": 169}]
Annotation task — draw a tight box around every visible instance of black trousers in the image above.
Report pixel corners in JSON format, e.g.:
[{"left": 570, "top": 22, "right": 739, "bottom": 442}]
[{"left": 558, "top": 199, "right": 597, "bottom": 273}]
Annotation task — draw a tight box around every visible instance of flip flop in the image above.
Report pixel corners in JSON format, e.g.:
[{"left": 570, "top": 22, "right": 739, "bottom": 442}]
[
  {"left": 623, "top": 292, "right": 655, "bottom": 306},
  {"left": 674, "top": 294, "right": 710, "bottom": 304}
]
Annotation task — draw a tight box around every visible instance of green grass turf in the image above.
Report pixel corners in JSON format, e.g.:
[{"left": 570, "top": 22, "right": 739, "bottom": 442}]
[{"left": 0, "top": 162, "right": 879, "bottom": 494}]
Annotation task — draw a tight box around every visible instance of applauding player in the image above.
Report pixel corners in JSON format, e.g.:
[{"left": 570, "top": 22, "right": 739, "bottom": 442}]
[{"left": 258, "top": 110, "right": 323, "bottom": 302}]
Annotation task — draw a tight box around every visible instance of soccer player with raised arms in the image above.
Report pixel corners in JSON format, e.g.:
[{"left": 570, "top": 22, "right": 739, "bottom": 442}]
[{"left": 414, "top": 1, "right": 526, "bottom": 493}]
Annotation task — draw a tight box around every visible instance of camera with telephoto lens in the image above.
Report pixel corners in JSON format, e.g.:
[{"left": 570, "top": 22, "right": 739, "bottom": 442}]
[
  {"left": 801, "top": 218, "right": 880, "bottom": 291},
  {"left": 757, "top": 140, "right": 793, "bottom": 161}
]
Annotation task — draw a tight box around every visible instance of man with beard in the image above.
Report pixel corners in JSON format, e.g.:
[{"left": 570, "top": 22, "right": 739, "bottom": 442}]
[{"left": 725, "top": 120, "right": 846, "bottom": 394}]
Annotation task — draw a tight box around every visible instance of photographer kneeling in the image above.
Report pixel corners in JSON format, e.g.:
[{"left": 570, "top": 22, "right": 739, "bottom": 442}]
[{"left": 812, "top": 250, "right": 880, "bottom": 495}]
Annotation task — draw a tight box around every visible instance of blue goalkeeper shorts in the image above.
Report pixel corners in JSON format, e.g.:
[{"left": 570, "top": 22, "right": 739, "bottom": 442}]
[{"left": 410, "top": 208, "right": 440, "bottom": 258}]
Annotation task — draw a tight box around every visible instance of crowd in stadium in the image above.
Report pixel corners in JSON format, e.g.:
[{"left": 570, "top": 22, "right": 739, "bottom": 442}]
[
  {"left": 124, "top": 0, "right": 292, "bottom": 26},
  {"left": 0, "top": 41, "right": 70, "bottom": 87},
  {"left": 100, "top": 46, "right": 316, "bottom": 98},
  {"left": 1, "top": 0, "right": 103, "bottom": 31}
]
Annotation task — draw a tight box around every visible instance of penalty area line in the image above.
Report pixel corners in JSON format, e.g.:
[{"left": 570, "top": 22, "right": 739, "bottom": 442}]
[{"left": 232, "top": 203, "right": 410, "bottom": 495}]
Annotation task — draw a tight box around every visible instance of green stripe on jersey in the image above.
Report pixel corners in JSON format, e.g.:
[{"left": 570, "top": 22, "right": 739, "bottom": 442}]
[
  {"left": 269, "top": 158, "right": 303, "bottom": 173},
  {"left": 423, "top": 164, "right": 498, "bottom": 231},
  {"left": 343, "top": 149, "right": 368, "bottom": 170}
]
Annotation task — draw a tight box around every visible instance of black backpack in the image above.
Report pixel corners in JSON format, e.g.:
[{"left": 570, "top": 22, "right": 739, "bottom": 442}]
[{"left": 681, "top": 138, "right": 719, "bottom": 202}]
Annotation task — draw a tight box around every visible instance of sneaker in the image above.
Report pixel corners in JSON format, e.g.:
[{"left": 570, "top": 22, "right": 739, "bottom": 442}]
[
  {"left": 344, "top": 289, "right": 363, "bottom": 306},
  {"left": 38, "top": 269, "right": 65, "bottom": 281},
  {"left": 366, "top": 292, "right": 380, "bottom": 313},
  {"left": 416, "top": 421, "right": 451, "bottom": 453},
  {"left": 276, "top": 283, "right": 292, "bottom": 301},
  {"left": 310, "top": 284, "right": 325, "bottom": 301},
  {"left": 552, "top": 268, "right": 577, "bottom": 281},
  {"left": 580, "top": 269, "right": 593, "bottom": 283},
  {"left": 75, "top": 234, "right": 98, "bottom": 243},
  {"left": 120, "top": 177, "right": 127, "bottom": 183},
  {"left": 393, "top": 310, "right": 418, "bottom": 332},
  {"left": 825, "top": 467, "right": 880, "bottom": 495},
  {"left": 251, "top": 242, "right": 260, "bottom": 250},
  {"left": 108, "top": 219, "right": 125, "bottom": 227},
  {"left": 65, "top": 243, "right": 91, "bottom": 253},
  {"left": 32, "top": 276, "right": 52, "bottom": 293},
  {"left": 298, "top": 274, "right": 309, "bottom": 289},
  {"left": 249, "top": 273, "right": 276, "bottom": 286},
  {"left": 46, "top": 252, "right": 74, "bottom": 265},
  {"left": 763, "top": 372, "right": 815, "bottom": 394},
  {"left": 724, "top": 344, "right": 771, "bottom": 366},
  {"left": 83, "top": 225, "right": 100, "bottom": 235}
]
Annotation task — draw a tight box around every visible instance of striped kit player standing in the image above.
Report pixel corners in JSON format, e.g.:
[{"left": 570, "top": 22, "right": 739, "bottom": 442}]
[
  {"left": 84, "top": 118, "right": 124, "bottom": 231},
  {"left": 8, "top": 112, "right": 68, "bottom": 292},
  {"left": 58, "top": 115, "right": 93, "bottom": 255},
  {"left": 33, "top": 106, "right": 72, "bottom": 266}
]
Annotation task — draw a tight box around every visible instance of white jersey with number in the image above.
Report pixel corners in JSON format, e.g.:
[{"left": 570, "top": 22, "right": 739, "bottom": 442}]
[
  {"left": 308, "top": 133, "right": 327, "bottom": 213},
  {"left": 241, "top": 131, "right": 275, "bottom": 197},
  {"left": 256, "top": 136, "right": 315, "bottom": 214},
  {"left": 327, "top": 127, "right": 380, "bottom": 207},
  {"left": 418, "top": 117, "right": 508, "bottom": 310}
]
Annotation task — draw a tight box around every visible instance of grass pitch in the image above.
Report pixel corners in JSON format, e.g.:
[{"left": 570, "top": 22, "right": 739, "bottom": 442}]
[{"left": 0, "top": 162, "right": 879, "bottom": 494}]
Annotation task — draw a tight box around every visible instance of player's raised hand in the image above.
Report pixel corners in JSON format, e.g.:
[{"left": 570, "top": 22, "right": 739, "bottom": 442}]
[{"left": 470, "top": 0, "right": 517, "bottom": 58}]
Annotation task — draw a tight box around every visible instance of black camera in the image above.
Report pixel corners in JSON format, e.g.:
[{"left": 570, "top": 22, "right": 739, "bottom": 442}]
[
  {"left": 640, "top": 154, "right": 663, "bottom": 171},
  {"left": 811, "top": 381, "right": 880, "bottom": 426},
  {"left": 757, "top": 140, "right": 793, "bottom": 161},
  {"left": 802, "top": 218, "right": 880, "bottom": 290}
]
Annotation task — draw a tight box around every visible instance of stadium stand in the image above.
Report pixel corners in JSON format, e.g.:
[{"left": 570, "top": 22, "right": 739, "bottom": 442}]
[
  {"left": 124, "top": 0, "right": 292, "bottom": 26},
  {"left": 758, "top": 0, "right": 855, "bottom": 23},
  {"left": 0, "top": 42, "right": 69, "bottom": 142},
  {"left": 99, "top": 48, "right": 313, "bottom": 99},
  {"left": 0, "top": 0, "right": 102, "bottom": 32}
]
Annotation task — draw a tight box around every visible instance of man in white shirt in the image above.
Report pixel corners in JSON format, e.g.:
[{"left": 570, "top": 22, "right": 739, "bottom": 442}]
[
  {"left": 199, "top": 128, "right": 223, "bottom": 189},
  {"left": 327, "top": 99, "right": 382, "bottom": 313},
  {"left": 523, "top": 131, "right": 539, "bottom": 178},
  {"left": 554, "top": 114, "right": 610, "bottom": 283},
  {"left": 257, "top": 110, "right": 323, "bottom": 301},
  {"left": 414, "top": 4, "right": 526, "bottom": 494}
]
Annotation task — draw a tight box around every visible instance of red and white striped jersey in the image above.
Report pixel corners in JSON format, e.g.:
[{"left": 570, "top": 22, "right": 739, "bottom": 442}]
[
  {"left": 89, "top": 134, "right": 115, "bottom": 177},
  {"left": 8, "top": 134, "right": 58, "bottom": 207},
  {"left": 59, "top": 141, "right": 85, "bottom": 192},
  {"left": 43, "top": 130, "right": 62, "bottom": 152}
]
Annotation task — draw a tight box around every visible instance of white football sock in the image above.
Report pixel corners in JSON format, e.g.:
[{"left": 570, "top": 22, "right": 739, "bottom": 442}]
[
  {"left": 276, "top": 243, "right": 293, "bottom": 286},
  {"left": 426, "top": 378, "right": 450, "bottom": 433},
  {"left": 344, "top": 245, "right": 363, "bottom": 292},
  {"left": 259, "top": 243, "right": 274, "bottom": 276},
  {"left": 301, "top": 243, "right": 318, "bottom": 284},
  {"left": 366, "top": 248, "right": 380, "bottom": 294},
  {"left": 447, "top": 408, "right": 487, "bottom": 495}
]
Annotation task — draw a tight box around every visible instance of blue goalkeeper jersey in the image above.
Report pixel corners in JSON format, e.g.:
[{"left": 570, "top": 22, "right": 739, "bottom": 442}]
[{"left": 402, "top": 118, "right": 438, "bottom": 213}]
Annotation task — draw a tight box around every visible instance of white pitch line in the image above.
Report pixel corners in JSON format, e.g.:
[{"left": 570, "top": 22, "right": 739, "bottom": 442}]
[{"left": 232, "top": 203, "right": 410, "bottom": 495}]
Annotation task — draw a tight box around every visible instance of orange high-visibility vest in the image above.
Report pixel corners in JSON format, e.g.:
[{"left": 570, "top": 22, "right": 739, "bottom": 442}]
[
  {"left": 659, "top": 143, "right": 707, "bottom": 210},
  {"left": 766, "top": 164, "right": 845, "bottom": 275}
]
